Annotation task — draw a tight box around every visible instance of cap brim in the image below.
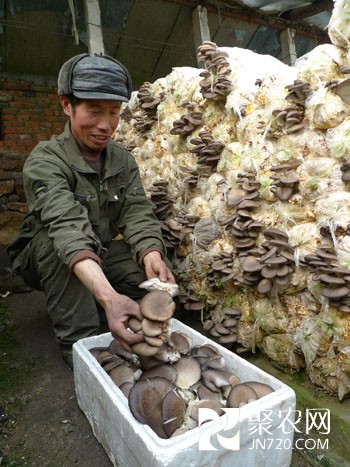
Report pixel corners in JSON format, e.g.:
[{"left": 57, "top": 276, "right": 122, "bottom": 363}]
[{"left": 72, "top": 91, "right": 129, "bottom": 102}]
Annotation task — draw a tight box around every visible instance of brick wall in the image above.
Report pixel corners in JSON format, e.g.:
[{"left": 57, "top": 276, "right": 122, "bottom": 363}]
[{"left": 0, "top": 73, "right": 67, "bottom": 244}]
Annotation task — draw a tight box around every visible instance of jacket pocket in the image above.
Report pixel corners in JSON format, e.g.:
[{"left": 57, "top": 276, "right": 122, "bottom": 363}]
[{"left": 74, "top": 193, "right": 96, "bottom": 213}]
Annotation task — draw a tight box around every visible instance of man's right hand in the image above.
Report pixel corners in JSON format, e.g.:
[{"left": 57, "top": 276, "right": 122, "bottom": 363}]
[
  {"left": 103, "top": 293, "right": 144, "bottom": 352},
  {"left": 72, "top": 258, "right": 144, "bottom": 351}
]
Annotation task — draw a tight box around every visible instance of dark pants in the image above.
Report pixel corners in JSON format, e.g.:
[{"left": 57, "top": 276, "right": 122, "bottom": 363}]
[{"left": 18, "top": 229, "right": 149, "bottom": 350}]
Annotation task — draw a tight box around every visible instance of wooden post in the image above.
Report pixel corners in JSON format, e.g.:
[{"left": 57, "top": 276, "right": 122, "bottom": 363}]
[
  {"left": 280, "top": 28, "right": 297, "bottom": 66},
  {"left": 84, "top": 0, "right": 105, "bottom": 55},
  {"left": 192, "top": 5, "right": 211, "bottom": 67}
]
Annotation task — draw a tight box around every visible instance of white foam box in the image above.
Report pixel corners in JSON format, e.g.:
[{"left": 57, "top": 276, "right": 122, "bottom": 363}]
[{"left": 73, "top": 318, "right": 296, "bottom": 467}]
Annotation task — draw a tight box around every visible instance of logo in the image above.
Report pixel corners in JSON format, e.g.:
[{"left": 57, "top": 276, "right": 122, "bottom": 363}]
[{"left": 198, "top": 408, "right": 240, "bottom": 451}]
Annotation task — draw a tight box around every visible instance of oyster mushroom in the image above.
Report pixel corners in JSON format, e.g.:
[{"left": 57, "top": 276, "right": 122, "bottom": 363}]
[
  {"left": 167, "top": 331, "right": 192, "bottom": 355},
  {"left": 141, "top": 318, "right": 165, "bottom": 337},
  {"left": 244, "top": 381, "right": 274, "bottom": 398},
  {"left": 190, "top": 399, "right": 224, "bottom": 422},
  {"left": 191, "top": 343, "right": 226, "bottom": 370},
  {"left": 196, "top": 384, "right": 222, "bottom": 401},
  {"left": 132, "top": 342, "right": 161, "bottom": 357},
  {"left": 189, "top": 130, "right": 225, "bottom": 173},
  {"left": 197, "top": 41, "right": 232, "bottom": 100},
  {"left": 128, "top": 377, "right": 184, "bottom": 439},
  {"left": 226, "top": 383, "right": 259, "bottom": 408},
  {"left": 173, "top": 356, "right": 201, "bottom": 389},
  {"left": 139, "top": 290, "right": 176, "bottom": 322},
  {"left": 170, "top": 111, "right": 203, "bottom": 137},
  {"left": 162, "top": 390, "right": 186, "bottom": 438},
  {"left": 109, "top": 364, "right": 135, "bottom": 388},
  {"left": 148, "top": 179, "right": 174, "bottom": 221},
  {"left": 201, "top": 369, "right": 234, "bottom": 393},
  {"left": 139, "top": 363, "right": 178, "bottom": 384}
]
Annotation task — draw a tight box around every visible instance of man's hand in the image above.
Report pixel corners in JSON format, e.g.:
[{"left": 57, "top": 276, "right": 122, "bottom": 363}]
[
  {"left": 142, "top": 250, "right": 175, "bottom": 283},
  {"left": 72, "top": 258, "right": 144, "bottom": 351},
  {"left": 102, "top": 293, "right": 144, "bottom": 351}
]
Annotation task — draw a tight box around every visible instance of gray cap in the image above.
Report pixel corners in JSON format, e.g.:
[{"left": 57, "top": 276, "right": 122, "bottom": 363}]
[{"left": 57, "top": 53, "right": 132, "bottom": 102}]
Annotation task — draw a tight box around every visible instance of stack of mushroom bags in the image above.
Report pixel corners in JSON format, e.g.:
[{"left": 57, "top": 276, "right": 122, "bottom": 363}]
[
  {"left": 114, "top": 0, "right": 350, "bottom": 400},
  {"left": 91, "top": 289, "right": 274, "bottom": 439}
]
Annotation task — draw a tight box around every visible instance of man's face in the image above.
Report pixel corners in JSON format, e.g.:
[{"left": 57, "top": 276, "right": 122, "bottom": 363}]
[{"left": 60, "top": 97, "right": 122, "bottom": 157}]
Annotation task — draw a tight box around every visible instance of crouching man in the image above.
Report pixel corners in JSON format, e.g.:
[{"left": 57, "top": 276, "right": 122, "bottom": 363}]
[{"left": 7, "top": 54, "right": 175, "bottom": 368}]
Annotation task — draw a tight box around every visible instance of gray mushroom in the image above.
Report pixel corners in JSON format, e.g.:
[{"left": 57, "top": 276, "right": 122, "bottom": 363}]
[
  {"left": 162, "top": 390, "right": 186, "bottom": 438},
  {"left": 201, "top": 369, "right": 235, "bottom": 393},
  {"left": 173, "top": 356, "right": 201, "bottom": 389},
  {"left": 190, "top": 399, "right": 224, "bottom": 422},
  {"left": 139, "top": 290, "right": 176, "bottom": 322},
  {"left": 109, "top": 364, "right": 135, "bottom": 388},
  {"left": 226, "top": 383, "right": 259, "bottom": 408},
  {"left": 244, "top": 381, "right": 274, "bottom": 398},
  {"left": 128, "top": 377, "right": 183, "bottom": 439},
  {"left": 139, "top": 364, "right": 178, "bottom": 384}
]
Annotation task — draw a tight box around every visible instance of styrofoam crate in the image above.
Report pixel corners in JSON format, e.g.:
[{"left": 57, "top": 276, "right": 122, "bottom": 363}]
[{"left": 73, "top": 318, "right": 296, "bottom": 467}]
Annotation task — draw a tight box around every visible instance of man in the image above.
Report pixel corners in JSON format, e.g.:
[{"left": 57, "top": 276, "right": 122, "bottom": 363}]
[{"left": 7, "top": 53, "right": 175, "bottom": 367}]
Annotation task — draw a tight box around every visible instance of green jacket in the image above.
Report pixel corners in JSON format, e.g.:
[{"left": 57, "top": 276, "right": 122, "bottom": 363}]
[{"left": 8, "top": 122, "right": 165, "bottom": 267}]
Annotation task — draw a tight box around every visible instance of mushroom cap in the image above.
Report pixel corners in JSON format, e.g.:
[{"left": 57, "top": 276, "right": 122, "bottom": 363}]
[
  {"left": 167, "top": 331, "right": 192, "bottom": 354},
  {"left": 108, "top": 339, "right": 139, "bottom": 362},
  {"left": 144, "top": 335, "right": 164, "bottom": 347},
  {"left": 173, "top": 356, "right": 201, "bottom": 389},
  {"left": 89, "top": 346, "right": 109, "bottom": 359},
  {"left": 141, "top": 318, "right": 164, "bottom": 337},
  {"left": 201, "top": 369, "right": 233, "bottom": 392},
  {"left": 244, "top": 381, "right": 274, "bottom": 398},
  {"left": 139, "top": 364, "right": 178, "bottom": 384},
  {"left": 196, "top": 384, "right": 222, "bottom": 401},
  {"left": 227, "top": 383, "right": 259, "bottom": 408},
  {"left": 109, "top": 364, "right": 135, "bottom": 388},
  {"left": 128, "top": 318, "right": 143, "bottom": 333},
  {"left": 132, "top": 342, "right": 160, "bottom": 357},
  {"left": 139, "top": 290, "right": 176, "bottom": 321},
  {"left": 119, "top": 381, "right": 133, "bottom": 398},
  {"left": 190, "top": 399, "right": 224, "bottom": 422},
  {"left": 162, "top": 390, "right": 186, "bottom": 438},
  {"left": 128, "top": 377, "right": 176, "bottom": 438}
]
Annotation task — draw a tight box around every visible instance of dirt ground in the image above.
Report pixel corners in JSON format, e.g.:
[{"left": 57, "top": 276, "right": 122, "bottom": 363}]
[{"left": 0, "top": 246, "right": 113, "bottom": 467}]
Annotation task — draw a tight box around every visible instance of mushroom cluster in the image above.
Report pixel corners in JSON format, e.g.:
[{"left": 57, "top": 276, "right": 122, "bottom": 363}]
[
  {"left": 303, "top": 245, "right": 350, "bottom": 312},
  {"left": 92, "top": 333, "right": 274, "bottom": 438},
  {"left": 148, "top": 179, "right": 174, "bottom": 220},
  {"left": 197, "top": 41, "right": 232, "bottom": 100},
  {"left": 160, "top": 218, "right": 182, "bottom": 250},
  {"left": 180, "top": 165, "right": 200, "bottom": 188},
  {"left": 268, "top": 79, "right": 310, "bottom": 138},
  {"left": 137, "top": 81, "right": 161, "bottom": 113},
  {"left": 270, "top": 164, "right": 300, "bottom": 201},
  {"left": 225, "top": 172, "right": 262, "bottom": 253},
  {"left": 227, "top": 172, "right": 261, "bottom": 215},
  {"left": 170, "top": 110, "right": 203, "bottom": 137},
  {"left": 203, "top": 306, "right": 241, "bottom": 347},
  {"left": 178, "top": 292, "right": 206, "bottom": 312},
  {"left": 203, "top": 251, "right": 235, "bottom": 288},
  {"left": 132, "top": 81, "right": 161, "bottom": 134},
  {"left": 189, "top": 130, "right": 225, "bottom": 173},
  {"left": 176, "top": 212, "right": 200, "bottom": 234},
  {"left": 128, "top": 290, "right": 176, "bottom": 357},
  {"left": 239, "top": 228, "right": 295, "bottom": 295}
]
